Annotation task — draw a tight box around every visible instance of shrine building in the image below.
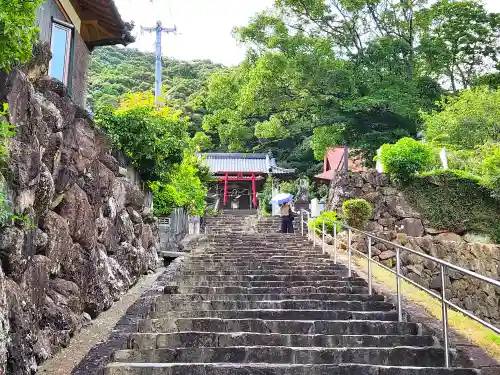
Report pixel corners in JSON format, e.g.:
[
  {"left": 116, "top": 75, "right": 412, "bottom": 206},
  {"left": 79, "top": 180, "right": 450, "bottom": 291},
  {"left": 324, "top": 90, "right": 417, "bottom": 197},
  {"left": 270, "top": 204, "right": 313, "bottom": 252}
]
[{"left": 200, "top": 153, "right": 295, "bottom": 211}]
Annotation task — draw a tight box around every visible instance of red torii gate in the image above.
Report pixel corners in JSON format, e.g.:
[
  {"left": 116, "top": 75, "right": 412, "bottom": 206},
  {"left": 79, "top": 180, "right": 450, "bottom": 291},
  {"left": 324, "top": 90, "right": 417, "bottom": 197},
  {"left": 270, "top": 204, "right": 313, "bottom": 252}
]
[{"left": 217, "top": 171, "right": 264, "bottom": 207}]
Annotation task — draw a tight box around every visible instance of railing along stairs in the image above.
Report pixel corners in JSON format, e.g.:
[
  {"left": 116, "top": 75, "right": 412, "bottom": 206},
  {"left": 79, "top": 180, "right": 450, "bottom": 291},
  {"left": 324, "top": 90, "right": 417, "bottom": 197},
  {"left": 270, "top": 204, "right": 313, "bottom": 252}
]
[{"left": 300, "top": 209, "right": 500, "bottom": 368}]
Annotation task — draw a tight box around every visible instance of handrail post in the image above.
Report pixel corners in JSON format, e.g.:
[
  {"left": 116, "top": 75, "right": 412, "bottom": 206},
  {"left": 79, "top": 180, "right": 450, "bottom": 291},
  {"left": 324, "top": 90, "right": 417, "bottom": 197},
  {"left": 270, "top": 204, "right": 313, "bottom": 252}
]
[
  {"left": 347, "top": 229, "right": 352, "bottom": 277},
  {"left": 441, "top": 264, "right": 450, "bottom": 368},
  {"left": 307, "top": 212, "right": 310, "bottom": 237},
  {"left": 368, "top": 236, "right": 372, "bottom": 295},
  {"left": 301, "top": 211, "right": 304, "bottom": 237},
  {"left": 313, "top": 219, "right": 316, "bottom": 247},
  {"left": 333, "top": 223, "right": 337, "bottom": 264},
  {"left": 396, "top": 247, "right": 403, "bottom": 322},
  {"left": 322, "top": 219, "right": 325, "bottom": 254}
]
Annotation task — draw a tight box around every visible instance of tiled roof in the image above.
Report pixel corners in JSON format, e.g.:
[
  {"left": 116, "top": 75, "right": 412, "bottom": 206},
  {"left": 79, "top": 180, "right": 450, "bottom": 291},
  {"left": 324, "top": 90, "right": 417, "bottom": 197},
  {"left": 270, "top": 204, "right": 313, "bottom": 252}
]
[{"left": 199, "top": 153, "right": 295, "bottom": 175}]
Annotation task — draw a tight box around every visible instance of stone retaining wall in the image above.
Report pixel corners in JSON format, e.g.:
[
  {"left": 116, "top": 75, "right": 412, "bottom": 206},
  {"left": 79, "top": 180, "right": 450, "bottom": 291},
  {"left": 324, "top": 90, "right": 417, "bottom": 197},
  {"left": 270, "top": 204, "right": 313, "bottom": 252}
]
[
  {"left": 328, "top": 171, "right": 500, "bottom": 327},
  {"left": 0, "top": 66, "right": 159, "bottom": 374}
]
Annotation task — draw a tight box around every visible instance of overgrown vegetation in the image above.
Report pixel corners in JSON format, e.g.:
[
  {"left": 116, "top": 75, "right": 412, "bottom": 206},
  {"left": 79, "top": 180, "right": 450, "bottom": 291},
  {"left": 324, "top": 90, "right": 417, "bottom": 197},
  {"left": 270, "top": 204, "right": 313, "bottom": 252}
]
[
  {"left": 402, "top": 170, "right": 500, "bottom": 243},
  {"left": 95, "top": 92, "right": 210, "bottom": 216},
  {"left": 342, "top": 199, "right": 373, "bottom": 229},
  {"left": 0, "top": 0, "right": 43, "bottom": 71},
  {"left": 310, "top": 211, "right": 341, "bottom": 234}
]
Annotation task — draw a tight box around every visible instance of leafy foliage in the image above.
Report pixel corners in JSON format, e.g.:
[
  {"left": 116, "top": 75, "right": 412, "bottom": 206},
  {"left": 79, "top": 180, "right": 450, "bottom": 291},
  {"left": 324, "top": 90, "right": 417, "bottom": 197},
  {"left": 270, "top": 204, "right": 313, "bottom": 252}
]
[
  {"left": 342, "top": 199, "right": 373, "bottom": 229},
  {"left": 0, "top": 0, "right": 43, "bottom": 71},
  {"left": 422, "top": 87, "right": 500, "bottom": 149},
  {"left": 150, "top": 152, "right": 209, "bottom": 216},
  {"left": 95, "top": 91, "right": 189, "bottom": 182},
  {"left": 310, "top": 211, "right": 341, "bottom": 235},
  {"left": 88, "top": 46, "right": 222, "bottom": 110},
  {"left": 380, "top": 137, "right": 435, "bottom": 180},
  {"left": 402, "top": 170, "right": 500, "bottom": 242},
  {"left": 94, "top": 92, "right": 210, "bottom": 215}
]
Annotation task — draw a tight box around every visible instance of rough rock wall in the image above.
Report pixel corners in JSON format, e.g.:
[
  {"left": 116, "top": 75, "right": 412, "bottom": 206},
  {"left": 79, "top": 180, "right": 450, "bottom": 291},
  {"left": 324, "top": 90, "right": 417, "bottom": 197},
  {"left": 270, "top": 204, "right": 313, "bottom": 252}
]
[
  {"left": 328, "top": 171, "right": 500, "bottom": 326},
  {"left": 0, "top": 68, "right": 159, "bottom": 374}
]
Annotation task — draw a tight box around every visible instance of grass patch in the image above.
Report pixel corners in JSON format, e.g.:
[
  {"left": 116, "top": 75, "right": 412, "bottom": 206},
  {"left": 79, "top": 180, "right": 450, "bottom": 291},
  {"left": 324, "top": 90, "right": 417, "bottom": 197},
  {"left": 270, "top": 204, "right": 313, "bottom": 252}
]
[
  {"left": 402, "top": 170, "right": 500, "bottom": 242},
  {"left": 356, "top": 257, "right": 500, "bottom": 360}
]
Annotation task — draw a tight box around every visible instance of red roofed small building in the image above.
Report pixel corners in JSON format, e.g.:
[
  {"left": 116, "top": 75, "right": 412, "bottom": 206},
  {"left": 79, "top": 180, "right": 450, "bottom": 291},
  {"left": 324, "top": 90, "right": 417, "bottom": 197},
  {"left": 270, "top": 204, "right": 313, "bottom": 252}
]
[{"left": 314, "top": 147, "right": 366, "bottom": 183}]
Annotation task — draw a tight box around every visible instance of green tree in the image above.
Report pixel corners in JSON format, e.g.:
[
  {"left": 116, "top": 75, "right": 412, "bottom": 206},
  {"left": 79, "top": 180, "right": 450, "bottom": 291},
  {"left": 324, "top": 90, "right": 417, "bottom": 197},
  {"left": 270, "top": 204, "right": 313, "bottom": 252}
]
[
  {"left": 0, "top": 0, "right": 43, "bottom": 71},
  {"left": 419, "top": 0, "right": 500, "bottom": 91},
  {"left": 95, "top": 91, "right": 189, "bottom": 181},
  {"left": 422, "top": 87, "right": 500, "bottom": 149}
]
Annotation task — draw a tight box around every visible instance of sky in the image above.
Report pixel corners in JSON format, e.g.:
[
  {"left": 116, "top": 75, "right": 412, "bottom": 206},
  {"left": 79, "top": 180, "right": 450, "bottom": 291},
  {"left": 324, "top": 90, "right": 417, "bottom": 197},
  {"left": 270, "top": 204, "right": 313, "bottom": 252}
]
[{"left": 115, "top": 0, "right": 500, "bottom": 66}]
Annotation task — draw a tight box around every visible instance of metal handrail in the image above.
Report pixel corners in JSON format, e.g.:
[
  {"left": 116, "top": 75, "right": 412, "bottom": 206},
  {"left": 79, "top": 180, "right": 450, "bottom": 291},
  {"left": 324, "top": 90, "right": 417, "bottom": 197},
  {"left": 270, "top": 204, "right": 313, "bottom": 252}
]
[{"left": 299, "top": 209, "right": 500, "bottom": 368}]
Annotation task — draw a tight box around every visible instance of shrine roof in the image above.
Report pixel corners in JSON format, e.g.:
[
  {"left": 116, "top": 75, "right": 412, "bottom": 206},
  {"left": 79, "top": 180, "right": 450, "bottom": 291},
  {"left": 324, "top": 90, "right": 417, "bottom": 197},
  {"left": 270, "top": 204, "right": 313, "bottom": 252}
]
[{"left": 199, "top": 153, "right": 295, "bottom": 175}]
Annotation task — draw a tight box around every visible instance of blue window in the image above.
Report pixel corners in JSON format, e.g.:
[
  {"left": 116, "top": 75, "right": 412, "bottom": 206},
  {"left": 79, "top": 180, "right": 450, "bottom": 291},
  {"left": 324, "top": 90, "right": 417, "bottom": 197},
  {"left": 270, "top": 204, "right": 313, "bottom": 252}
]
[{"left": 49, "top": 21, "right": 72, "bottom": 85}]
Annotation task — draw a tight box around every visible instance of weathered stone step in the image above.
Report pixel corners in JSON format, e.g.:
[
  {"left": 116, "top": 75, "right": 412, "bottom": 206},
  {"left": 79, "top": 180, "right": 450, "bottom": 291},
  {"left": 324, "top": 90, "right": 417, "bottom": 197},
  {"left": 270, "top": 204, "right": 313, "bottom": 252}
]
[
  {"left": 181, "top": 265, "right": 349, "bottom": 272},
  {"left": 186, "top": 257, "right": 335, "bottom": 263},
  {"left": 152, "top": 299, "right": 394, "bottom": 313},
  {"left": 128, "top": 332, "right": 436, "bottom": 350},
  {"left": 137, "top": 318, "right": 419, "bottom": 335},
  {"left": 175, "top": 269, "right": 350, "bottom": 276},
  {"left": 155, "top": 293, "right": 385, "bottom": 302},
  {"left": 188, "top": 255, "right": 332, "bottom": 260},
  {"left": 174, "top": 280, "right": 368, "bottom": 288},
  {"left": 178, "top": 275, "right": 364, "bottom": 282},
  {"left": 112, "top": 346, "right": 450, "bottom": 366},
  {"left": 149, "top": 309, "right": 398, "bottom": 321},
  {"left": 164, "top": 285, "right": 369, "bottom": 295},
  {"left": 103, "top": 362, "right": 479, "bottom": 375},
  {"left": 184, "top": 261, "right": 344, "bottom": 267}
]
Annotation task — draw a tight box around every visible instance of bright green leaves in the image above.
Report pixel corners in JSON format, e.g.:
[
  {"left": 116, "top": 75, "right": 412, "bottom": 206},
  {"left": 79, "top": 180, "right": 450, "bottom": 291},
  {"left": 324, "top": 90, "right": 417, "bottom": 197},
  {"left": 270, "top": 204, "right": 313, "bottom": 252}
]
[
  {"left": 95, "top": 91, "right": 189, "bottom": 182},
  {"left": 311, "top": 125, "right": 345, "bottom": 160},
  {"left": 0, "top": 0, "right": 43, "bottom": 71},
  {"left": 422, "top": 87, "right": 500, "bottom": 149},
  {"left": 254, "top": 115, "right": 289, "bottom": 139},
  {"left": 419, "top": 0, "right": 500, "bottom": 90}
]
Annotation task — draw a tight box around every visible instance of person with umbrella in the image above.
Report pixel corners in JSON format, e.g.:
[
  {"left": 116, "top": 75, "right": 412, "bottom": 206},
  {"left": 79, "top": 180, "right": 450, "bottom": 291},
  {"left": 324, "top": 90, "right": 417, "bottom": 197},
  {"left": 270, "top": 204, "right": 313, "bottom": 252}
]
[{"left": 271, "top": 193, "right": 295, "bottom": 233}]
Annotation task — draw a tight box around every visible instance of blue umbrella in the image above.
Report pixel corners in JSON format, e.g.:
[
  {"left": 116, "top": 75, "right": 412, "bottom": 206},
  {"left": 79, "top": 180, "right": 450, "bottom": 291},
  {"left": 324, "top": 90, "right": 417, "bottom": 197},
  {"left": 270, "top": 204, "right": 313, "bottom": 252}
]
[{"left": 270, "top": 193, "right": 293, "bottom": 205}]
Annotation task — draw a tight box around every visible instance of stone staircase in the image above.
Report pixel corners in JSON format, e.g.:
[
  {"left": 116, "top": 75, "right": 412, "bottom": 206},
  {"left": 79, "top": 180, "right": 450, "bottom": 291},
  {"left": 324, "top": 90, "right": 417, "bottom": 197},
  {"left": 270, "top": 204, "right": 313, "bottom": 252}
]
[{"left": 103, "top": 214, "right": 480, "bottom": 374}]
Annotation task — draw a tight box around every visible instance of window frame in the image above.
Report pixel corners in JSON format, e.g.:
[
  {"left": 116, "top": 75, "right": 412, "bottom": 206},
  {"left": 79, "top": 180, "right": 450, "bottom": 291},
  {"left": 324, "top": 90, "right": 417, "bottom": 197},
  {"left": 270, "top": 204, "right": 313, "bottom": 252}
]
[{"left": 48, "top": 18, "right": 74, "bottom": 86}]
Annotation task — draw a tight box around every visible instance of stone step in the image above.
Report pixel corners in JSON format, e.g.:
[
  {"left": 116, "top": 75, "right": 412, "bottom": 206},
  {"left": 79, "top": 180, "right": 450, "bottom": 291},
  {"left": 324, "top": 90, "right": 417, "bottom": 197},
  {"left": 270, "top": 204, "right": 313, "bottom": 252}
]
[
  {"left": 128, "top": 332, "right": 436, "bottom": 350},
  {"left": 174, "top": 280, "right": 368, "bottom": 288},
  {"left": 111, "top": 346, "right": 451, "bottom": 367},
  {"left": 187, "top": 255, "right": 333, "bottom": 261},
  {"left": 103, "top": 363, "right": 479, "bottom": 375},
  {"left": 177, "top": 275, "right": 364, "bottom": 282},
  {"left": 181, "top": 268, "right": 349, "bottom": 274},
  {"left": 152, "top": 299, "right": 394, "bottom": 313},
  {"left": 149, "top": 309, "right": 398, "bottom": 321},
  {"left": 163, "top": 286, "right": 370, "bottom": 295},
  {"left": 184, "top": 260, "right": 343, "bottom": 266},
  {"left": 175, "top": 270, "right": 350, "bottom": 276},
  {"left": 137, "top": 318, "right": 420, "bottom": 335},
  {"left": 156, "top": 293, "right": 384, "bottom": 302}
]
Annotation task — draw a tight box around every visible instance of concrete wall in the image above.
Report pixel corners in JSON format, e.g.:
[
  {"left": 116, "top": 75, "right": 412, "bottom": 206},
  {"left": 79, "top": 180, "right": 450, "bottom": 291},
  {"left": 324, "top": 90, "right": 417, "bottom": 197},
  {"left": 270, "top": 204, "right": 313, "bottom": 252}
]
[{"left": 70, "top": 32, "right": 90, "bottom": 108}]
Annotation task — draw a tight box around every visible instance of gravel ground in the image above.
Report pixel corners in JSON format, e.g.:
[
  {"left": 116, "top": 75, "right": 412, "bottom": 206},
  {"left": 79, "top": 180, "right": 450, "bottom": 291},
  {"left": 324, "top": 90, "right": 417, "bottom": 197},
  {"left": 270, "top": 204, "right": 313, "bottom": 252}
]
[{"left": 36, "top": 256, "right": 185, "bottom": 375}]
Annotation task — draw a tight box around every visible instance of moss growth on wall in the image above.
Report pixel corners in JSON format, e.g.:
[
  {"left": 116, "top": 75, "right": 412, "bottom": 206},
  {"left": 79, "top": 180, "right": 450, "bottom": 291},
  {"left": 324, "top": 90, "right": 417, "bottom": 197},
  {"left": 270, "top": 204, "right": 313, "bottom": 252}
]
[{"left": 402, "top": 170, "right": 500, "bottom": 242}]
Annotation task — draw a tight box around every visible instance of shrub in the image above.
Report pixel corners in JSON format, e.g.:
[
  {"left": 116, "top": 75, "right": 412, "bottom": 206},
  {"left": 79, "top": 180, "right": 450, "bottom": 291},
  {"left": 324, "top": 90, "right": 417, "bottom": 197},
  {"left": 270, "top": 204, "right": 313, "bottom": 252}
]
[
  {"left": 380, "top": 137, "right": 435, "bottom": 180},
  {"left": 309, "top": 211, "right": 342, "bottom": 234},
  {"left": 0, "top": 0, "right": 43, "bottom": 71},
  {"left": 342, "top": 199, "right": 373, "bottom": 229}
]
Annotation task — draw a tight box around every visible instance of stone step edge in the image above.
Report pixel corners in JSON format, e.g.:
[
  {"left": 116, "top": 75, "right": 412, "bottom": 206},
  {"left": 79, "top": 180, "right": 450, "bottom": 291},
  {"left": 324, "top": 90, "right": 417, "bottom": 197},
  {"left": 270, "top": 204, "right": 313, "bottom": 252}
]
[{"left": 104, "top": 362, "right": 478, "bottom": 371}]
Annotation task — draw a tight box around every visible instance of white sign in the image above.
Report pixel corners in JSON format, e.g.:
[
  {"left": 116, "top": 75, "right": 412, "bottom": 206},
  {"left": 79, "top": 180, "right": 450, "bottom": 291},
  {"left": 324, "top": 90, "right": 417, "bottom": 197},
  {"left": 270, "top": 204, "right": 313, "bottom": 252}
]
[{"left": 440, "top": 147, "right": 448, "bottom": 169}]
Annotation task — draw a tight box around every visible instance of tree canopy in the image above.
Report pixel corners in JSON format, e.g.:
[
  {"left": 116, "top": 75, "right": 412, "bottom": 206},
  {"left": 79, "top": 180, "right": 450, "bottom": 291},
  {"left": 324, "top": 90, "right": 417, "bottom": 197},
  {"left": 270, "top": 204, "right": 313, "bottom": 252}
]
[{"left": 88, "top": 0, "right": 500, "bottom": 179}]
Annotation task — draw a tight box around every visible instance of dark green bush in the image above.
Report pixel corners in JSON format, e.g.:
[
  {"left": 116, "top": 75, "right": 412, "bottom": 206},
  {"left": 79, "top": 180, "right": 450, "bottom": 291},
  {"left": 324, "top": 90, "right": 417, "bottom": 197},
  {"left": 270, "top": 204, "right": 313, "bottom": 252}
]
[
  {"left": 342, "top": 199, "right": 373, "bottom": 229},
  {"left": 380, "top": 137, "right": 435, "bottom": 180}
]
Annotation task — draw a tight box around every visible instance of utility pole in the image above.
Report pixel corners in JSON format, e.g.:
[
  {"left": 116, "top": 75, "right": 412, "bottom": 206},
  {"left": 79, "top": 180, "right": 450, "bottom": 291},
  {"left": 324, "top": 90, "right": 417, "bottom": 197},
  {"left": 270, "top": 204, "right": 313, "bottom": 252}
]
[{"left": 141, "top": 21, "right": 177, "bottom": 105}]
